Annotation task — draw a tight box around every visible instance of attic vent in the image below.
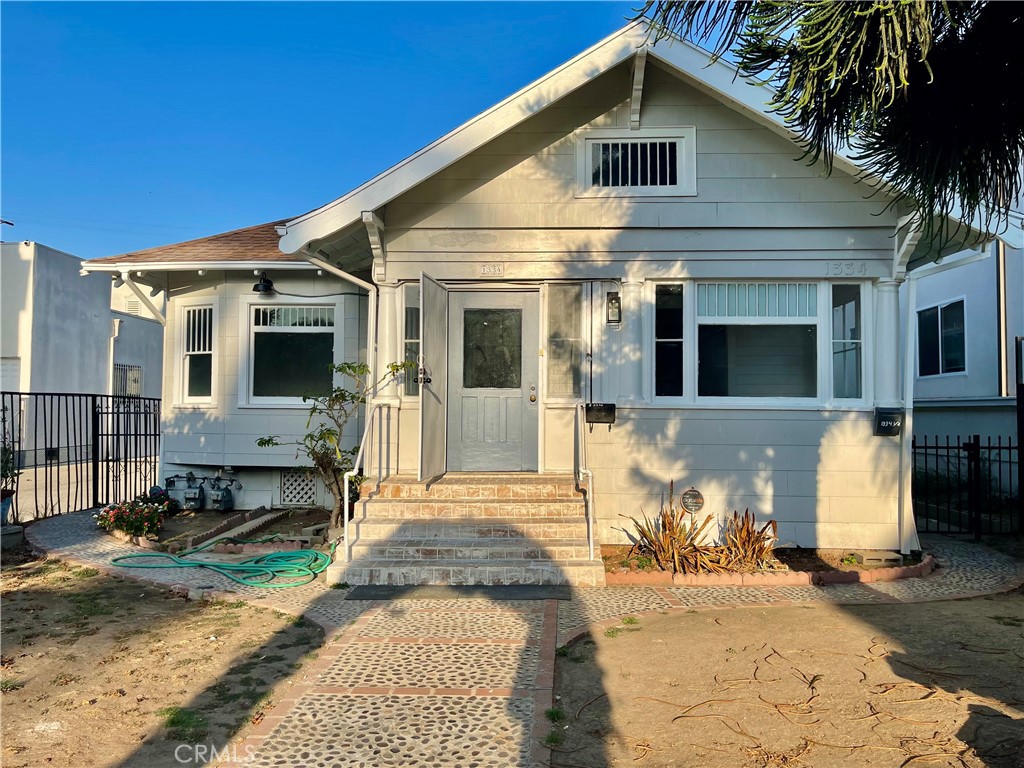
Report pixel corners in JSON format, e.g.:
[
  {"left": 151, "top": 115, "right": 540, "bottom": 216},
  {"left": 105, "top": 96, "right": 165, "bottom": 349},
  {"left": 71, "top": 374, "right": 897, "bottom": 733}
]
[
  {"left": 280, "top": 468, "right": 316, "bottom": 505},
  {"left": 577, "top": 128, "right": 696, "bottom": 198},
  {"left": 124, "top": 298, "right": 142, "bottom": 315},
  {"left": 592, "top": 140, "right": 677, "bottom": 188}
]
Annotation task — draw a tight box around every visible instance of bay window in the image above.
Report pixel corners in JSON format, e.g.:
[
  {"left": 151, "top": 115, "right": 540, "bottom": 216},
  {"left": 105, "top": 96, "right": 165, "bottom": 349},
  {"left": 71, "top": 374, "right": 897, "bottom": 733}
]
[{"left": 181, "top": 304, "right": 214, "bottom": 403}]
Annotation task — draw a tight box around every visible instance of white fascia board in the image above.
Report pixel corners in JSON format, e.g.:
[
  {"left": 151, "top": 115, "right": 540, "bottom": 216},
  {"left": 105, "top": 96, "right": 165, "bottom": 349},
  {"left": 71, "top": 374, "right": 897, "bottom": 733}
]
[
  {"left": 81, "top": 261, "right": 318, "bottom": 274},
  {"left": 278, "top": 21, "right": 651, "bottom": 254}
]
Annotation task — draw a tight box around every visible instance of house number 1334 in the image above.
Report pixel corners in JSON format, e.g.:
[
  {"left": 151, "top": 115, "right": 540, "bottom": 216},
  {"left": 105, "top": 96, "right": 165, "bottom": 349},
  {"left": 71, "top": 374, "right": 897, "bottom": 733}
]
[{"left": 825, "top": 261, "right": 867, "bottom": 276}]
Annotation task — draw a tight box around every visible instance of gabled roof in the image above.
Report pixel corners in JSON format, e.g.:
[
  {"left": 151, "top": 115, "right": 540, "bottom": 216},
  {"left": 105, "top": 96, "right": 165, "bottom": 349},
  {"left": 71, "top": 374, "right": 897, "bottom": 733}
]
[
  {"left": 83, "top": 219, "right": 300, "bottom": 270},
  {"left": 279, "top": 18, "right": 1023, "bottom": 257}
]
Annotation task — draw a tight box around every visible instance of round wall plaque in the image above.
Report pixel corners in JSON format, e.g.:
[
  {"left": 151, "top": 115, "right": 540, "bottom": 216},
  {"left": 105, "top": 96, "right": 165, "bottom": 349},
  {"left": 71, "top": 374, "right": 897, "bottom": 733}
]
[{"left": 680, "top": 487, "right": 704, "bottom": 514}]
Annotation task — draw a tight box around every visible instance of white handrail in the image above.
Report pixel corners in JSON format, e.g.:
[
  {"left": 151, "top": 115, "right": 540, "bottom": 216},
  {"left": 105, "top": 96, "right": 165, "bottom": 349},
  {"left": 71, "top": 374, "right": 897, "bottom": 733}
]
[
  {"left": 342, "top": 402, "right": 386, "bottom": 563},
  {"left": 574, "top": 402, "right": 596, "bottom": 561}
]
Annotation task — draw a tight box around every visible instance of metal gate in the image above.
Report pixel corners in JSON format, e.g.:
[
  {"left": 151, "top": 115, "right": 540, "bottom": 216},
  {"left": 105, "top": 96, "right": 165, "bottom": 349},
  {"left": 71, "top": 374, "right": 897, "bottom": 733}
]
[
  {"left": 912, "top": 434, "right": 1020, "bottom": 537},
  {"left": 1, "top": 392, "right": 161, "bottom": 523}
]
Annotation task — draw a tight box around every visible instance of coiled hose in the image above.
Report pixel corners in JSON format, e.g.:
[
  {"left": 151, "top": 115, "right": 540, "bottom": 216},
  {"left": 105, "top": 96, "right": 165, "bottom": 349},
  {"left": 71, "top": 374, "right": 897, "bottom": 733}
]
[{"left": 110, "top": 535, "right": 336, "bottom": 589}]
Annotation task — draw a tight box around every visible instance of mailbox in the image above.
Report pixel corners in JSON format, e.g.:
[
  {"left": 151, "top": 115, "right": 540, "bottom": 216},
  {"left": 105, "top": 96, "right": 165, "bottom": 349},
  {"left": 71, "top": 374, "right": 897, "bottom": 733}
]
[
  {"left": 585, "top": 403, "right": 616, "bottom": 424},
  {"left": 873, "top": 407, "right": 904, "bottom": 436}
]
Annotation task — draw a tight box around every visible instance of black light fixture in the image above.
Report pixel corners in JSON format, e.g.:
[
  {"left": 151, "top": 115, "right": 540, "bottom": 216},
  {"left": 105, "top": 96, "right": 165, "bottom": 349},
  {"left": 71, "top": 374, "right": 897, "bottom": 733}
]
[
  {"left": 252, "top": 272, "right": 275, "bottom": 294},
  {"left": 606, "top": 291, "right": 621, "bottom": 324}
]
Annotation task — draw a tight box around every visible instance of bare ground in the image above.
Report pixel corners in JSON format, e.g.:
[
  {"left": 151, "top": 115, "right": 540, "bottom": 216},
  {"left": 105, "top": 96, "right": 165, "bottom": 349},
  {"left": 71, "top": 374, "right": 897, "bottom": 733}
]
[
  {"left": 553, "top": 591, "right": 1024, "bottom": 768},
  {"left": 0, "top": 546, "right": 323, "bottom": 768}
]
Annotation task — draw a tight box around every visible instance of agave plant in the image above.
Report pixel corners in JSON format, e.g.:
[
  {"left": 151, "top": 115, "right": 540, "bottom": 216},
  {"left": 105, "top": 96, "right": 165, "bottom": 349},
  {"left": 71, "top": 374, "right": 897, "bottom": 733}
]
[{"left": 722, "top": 509, "right": 779, "bottom": 572}]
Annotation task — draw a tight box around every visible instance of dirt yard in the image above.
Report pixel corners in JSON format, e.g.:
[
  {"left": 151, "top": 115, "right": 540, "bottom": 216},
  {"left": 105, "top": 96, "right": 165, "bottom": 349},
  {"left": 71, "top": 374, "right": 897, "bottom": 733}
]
[
  {"left": 254, "top": 507, "right": 330, "bottom": 537},
  {"left": 554, "top": 591, "right": 1024, "bottom": 768},
  {"left": 0, "top": 546, "right": 323, "bottom": 767}
]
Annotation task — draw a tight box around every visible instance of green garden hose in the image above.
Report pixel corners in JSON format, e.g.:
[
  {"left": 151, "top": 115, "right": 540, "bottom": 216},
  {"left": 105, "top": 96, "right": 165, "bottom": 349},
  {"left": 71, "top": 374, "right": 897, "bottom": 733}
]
[{"left": 110, "top": 535, "right": 336, "bottom": 589}]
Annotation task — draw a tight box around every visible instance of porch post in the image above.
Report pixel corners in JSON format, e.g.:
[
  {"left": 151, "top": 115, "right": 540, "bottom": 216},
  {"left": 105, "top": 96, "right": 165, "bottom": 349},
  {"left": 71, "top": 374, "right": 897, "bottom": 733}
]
[
  {"left": 874, "top": 279, "right": 902, "bottom": 406},
  {"left": 617, "top": 279, "right": 644, "bottom": 404},
  {"left": 375, "top": 284, "right": 402, "bottom": 403}
]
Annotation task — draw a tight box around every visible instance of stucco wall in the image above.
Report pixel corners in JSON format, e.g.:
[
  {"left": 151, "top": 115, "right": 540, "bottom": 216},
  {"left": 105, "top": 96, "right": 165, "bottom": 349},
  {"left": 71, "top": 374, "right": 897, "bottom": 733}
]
[{"left": 112, "top": 311, "right": 164, "bottom": 399}]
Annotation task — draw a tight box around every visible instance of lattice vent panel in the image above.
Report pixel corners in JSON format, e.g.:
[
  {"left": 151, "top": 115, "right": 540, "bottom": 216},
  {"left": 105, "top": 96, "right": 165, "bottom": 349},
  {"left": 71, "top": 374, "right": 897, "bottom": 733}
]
[{"left": 280, "top": 469, "right": 316, "bottom": 505}]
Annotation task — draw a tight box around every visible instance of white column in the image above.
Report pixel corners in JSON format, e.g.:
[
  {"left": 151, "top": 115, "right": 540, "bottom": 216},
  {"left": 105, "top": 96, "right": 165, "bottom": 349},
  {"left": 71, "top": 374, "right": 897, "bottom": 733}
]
[
  {"left": 375, "top": 283, "right": 401, "bottom": 402},
  {"left": 873, "top": 278, "right": 902, "bottom": 406},
  {"left": 617, "top": 279, "right": 644, "bottom": 404}
]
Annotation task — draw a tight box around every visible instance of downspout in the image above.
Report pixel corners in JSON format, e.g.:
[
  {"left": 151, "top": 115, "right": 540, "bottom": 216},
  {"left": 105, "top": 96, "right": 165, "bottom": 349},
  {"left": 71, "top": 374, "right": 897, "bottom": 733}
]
[
  {"left": 108, "top": 317, "right": 122, "bottom": 396},
  {"left": 301, "top": 251, "right": 378, "bottom": 393},
  {"left": 898, "top": 276, "right": 919, "bottom": 555},
  {"left": 996, "top": 241, "right": 1008, "bottom": 397}
]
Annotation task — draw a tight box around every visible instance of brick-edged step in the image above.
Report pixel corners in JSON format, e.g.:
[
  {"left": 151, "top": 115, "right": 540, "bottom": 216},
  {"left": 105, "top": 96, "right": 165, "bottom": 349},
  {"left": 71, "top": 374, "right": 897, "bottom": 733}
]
[
  {"left": 363, "top": 474, "right": 581, "bottom": 501},
  {"left": 354, "top": 517, "right": 589, "bottom": 540},
  {"left": 350, "top": 537, "right": 592, "bottom": 562},
  {"left": 352, "top": 499, "right": 586, "bottom": 519},
  {"left": 329, "top": 558, "right": 604, "bottom": 587}
]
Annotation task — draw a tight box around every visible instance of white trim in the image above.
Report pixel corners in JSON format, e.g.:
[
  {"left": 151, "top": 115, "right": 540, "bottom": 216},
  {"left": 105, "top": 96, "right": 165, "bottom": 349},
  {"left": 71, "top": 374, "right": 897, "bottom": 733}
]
[
  {"left": 574, "top": 127, "right": 697, "bottom": 198},
  {"left": 175, "top": 297, "right": 219, "bottom": 406},
  {"left": 237, "top": 294, "right": 346, "bottom": 407},
  {"left": 915, "top": 295, "right": 968, "bottom": 379},
  {"left": 83, "top": 261, "right": 318, "bottom": 274},
  {"left": 826, "top": 282, "right": 870, "bottom": 405}
]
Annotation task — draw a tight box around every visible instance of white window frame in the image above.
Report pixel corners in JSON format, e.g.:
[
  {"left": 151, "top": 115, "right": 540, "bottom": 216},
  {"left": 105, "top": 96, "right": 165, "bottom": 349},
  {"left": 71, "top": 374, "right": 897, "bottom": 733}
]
[
  {"left": 916, "top": 296, "right": 967, "bottom": 378},
  {"left": 176, "top": 298, "right": 218, "bottom": 407},
  {"left": 237, "top": 295, "right": 344, "bottom": 408},
  {"left": 642, "top": 280, "right": 872, "bottom": 408},
  {"left": 400, "top": 282, "right": 421, "bottom": 402},
  {"left": 575, "top": 127, "right": 697, "bottom": 198}
]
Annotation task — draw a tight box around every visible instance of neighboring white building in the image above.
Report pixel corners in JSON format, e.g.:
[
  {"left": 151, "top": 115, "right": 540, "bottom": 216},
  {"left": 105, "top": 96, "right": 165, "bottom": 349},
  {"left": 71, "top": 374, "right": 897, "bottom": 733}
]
[
  {"left": 0, "top": 241, "right": 164, "bottom": 398},
  {"left": 907, "top": 238, "right": 1023, "bottom": 441},
  {"left": 82, "top": 20, "right": 1022, "bottom": 559}
]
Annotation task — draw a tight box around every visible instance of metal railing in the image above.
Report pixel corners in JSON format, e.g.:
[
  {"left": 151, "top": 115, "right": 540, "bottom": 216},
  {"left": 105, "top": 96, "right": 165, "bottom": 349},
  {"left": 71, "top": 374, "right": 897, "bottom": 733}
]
[
  {"left": 342, "top": 402, "right": 387, "bottom": 563},
  {"left": 573, "top": 401, "right": 596, "bottom": 561},
  {"left": 912, "top": 433, "right": 1020, "bottom": 537},
  {"left": 1, "top": 391, "right": 161, "bottom": 522}
]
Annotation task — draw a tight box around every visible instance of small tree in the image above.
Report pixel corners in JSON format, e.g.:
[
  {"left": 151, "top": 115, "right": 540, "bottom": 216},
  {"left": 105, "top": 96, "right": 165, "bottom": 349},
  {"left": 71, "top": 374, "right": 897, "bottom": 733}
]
[{"left": 257, "top": 361, "right": 412, "bottom": 528}]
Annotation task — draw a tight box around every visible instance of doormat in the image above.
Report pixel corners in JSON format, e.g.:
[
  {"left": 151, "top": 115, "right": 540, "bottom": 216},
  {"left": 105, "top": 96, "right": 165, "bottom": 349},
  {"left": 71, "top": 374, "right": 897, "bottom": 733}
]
[{"left": 343, "top": 584, "right": 572, "bottom": 601}]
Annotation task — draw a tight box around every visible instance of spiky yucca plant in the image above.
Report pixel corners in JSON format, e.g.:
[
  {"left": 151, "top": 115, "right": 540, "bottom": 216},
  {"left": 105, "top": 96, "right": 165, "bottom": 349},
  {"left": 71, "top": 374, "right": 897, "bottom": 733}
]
[{"left": 722, "top": 509, "right": 779, "bottom": 572}]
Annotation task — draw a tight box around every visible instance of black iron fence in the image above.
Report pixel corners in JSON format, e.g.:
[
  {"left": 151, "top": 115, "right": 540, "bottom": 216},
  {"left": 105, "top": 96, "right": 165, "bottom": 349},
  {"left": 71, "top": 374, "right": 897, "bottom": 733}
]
[
  {"left": 1, "top": 392, "right": 161, "bottom": 523},
  {"left": 912, "top": 434, "right": 1020, "bottom": 537}
]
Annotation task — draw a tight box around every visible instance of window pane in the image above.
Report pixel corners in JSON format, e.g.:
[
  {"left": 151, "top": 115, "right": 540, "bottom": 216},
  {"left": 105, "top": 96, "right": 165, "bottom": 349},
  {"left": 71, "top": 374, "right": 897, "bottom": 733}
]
[
  {"left": 547, "top": 285, "right": 582, "bottom": 397},
  {"left": 698, "top": 325, "right": 817, "bottom": 397},
  {"left": 186, "top": 354, "right": 212, "bottom": 398},
  {"left": 655, "top": 285, "right": 683, "bottom": 339},
  {"left": 463, "top": 309, "right": 522, "bottom": 389},
  {"left": 832, "top": 285, "right": 861, "bottom": 341},
  {"left": 917, "top": 307, "right": 940, "bottom": 376},
  {"left": 655, "top": 341, "right": 683, "bottom": 396},
  {"left": 252, "top": 332, "right": 333, "bottom": 397},
  {"left": 404, "top": 341, "right": 420, "bottom": 396},
  {"left": 832, "top": 285, "right": 862, "bottom": 398},
  {"left": 833, "top": 342, "right": 862, "bottom": 399},
  {"left": 941, "top": 300, "right": 965, "bottom": 373}
]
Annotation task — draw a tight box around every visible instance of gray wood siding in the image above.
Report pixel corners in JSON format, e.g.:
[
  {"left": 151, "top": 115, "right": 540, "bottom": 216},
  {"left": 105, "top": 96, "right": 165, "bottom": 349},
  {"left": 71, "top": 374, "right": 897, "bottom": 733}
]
[{"left": 383, "top": 61, "right": 894, "bottom": 282}]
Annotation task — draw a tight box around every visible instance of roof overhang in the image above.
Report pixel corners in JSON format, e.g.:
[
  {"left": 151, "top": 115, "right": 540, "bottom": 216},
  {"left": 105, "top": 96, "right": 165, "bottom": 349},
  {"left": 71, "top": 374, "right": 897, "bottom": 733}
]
[{"left": 80, "top": 260, "right": 320, "bottom": 275}]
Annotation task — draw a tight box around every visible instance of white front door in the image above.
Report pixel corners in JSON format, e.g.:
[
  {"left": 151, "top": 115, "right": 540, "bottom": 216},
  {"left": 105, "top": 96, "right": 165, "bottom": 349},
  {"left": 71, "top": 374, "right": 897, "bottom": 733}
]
[{"left": 446, "top": 291, "right": 539, "bottom": 471}]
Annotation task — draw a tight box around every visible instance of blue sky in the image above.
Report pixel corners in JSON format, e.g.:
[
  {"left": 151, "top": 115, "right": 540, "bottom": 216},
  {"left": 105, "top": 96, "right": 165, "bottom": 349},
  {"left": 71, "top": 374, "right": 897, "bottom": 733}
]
[{"left": 1, "top": 2, "right": 639, "bottom": 258}]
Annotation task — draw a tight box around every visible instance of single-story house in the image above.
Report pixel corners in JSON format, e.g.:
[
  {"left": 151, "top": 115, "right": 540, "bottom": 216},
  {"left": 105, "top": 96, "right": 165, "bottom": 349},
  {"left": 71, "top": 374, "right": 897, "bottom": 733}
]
[{"left": 82, "top": 20, "right": 1023, "bottom": 584}]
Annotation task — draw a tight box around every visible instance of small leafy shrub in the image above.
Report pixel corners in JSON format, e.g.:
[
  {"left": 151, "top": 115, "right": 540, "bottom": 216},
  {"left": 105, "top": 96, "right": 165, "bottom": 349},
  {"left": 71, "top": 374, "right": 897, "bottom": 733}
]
[
  {"left": 721, "top": 509, "right": 779, "bottom": 571},
  {"left": 138, "top": 486, "right": 182, "bottom": 516},
  {"left": 94, "top": 498, "right": 164, "bottom": 538}
]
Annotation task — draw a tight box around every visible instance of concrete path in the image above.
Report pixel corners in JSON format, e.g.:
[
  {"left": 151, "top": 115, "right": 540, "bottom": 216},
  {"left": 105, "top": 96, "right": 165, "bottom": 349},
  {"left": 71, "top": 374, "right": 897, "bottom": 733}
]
[{"left": 23, "top": 511, "right": 1024, "bottom": 767}]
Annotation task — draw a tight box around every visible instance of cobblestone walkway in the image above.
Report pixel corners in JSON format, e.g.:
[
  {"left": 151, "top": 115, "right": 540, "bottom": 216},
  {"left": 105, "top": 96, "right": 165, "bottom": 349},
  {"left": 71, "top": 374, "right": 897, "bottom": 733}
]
[{"left": 23, "top": 512, "right": 1024, "bottom": 767}]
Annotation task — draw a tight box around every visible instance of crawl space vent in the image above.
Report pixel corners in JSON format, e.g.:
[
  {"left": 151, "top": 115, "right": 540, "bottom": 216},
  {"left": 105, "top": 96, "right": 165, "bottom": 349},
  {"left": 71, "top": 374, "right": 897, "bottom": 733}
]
[{"left": 280, "top": 469, "right": 316, "bottom": 505}]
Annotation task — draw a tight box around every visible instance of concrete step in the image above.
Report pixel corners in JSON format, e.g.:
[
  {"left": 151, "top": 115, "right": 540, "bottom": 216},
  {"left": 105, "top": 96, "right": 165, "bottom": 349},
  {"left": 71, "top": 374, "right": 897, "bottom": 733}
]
[
  {"left": 350, "top": 537, "right": 592, "bottom": 562},
  {"left": 363, "top": 474, "right": 580, "bottom": 501},
  {"left": 326, "top": 558, "right": 605, "bottom": 587},
  {"left": 353, "top": 499, "right": 585, "bottom": 519},
  {"left": 353, "top": 517, "right": 589, "bottom": 541}
]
